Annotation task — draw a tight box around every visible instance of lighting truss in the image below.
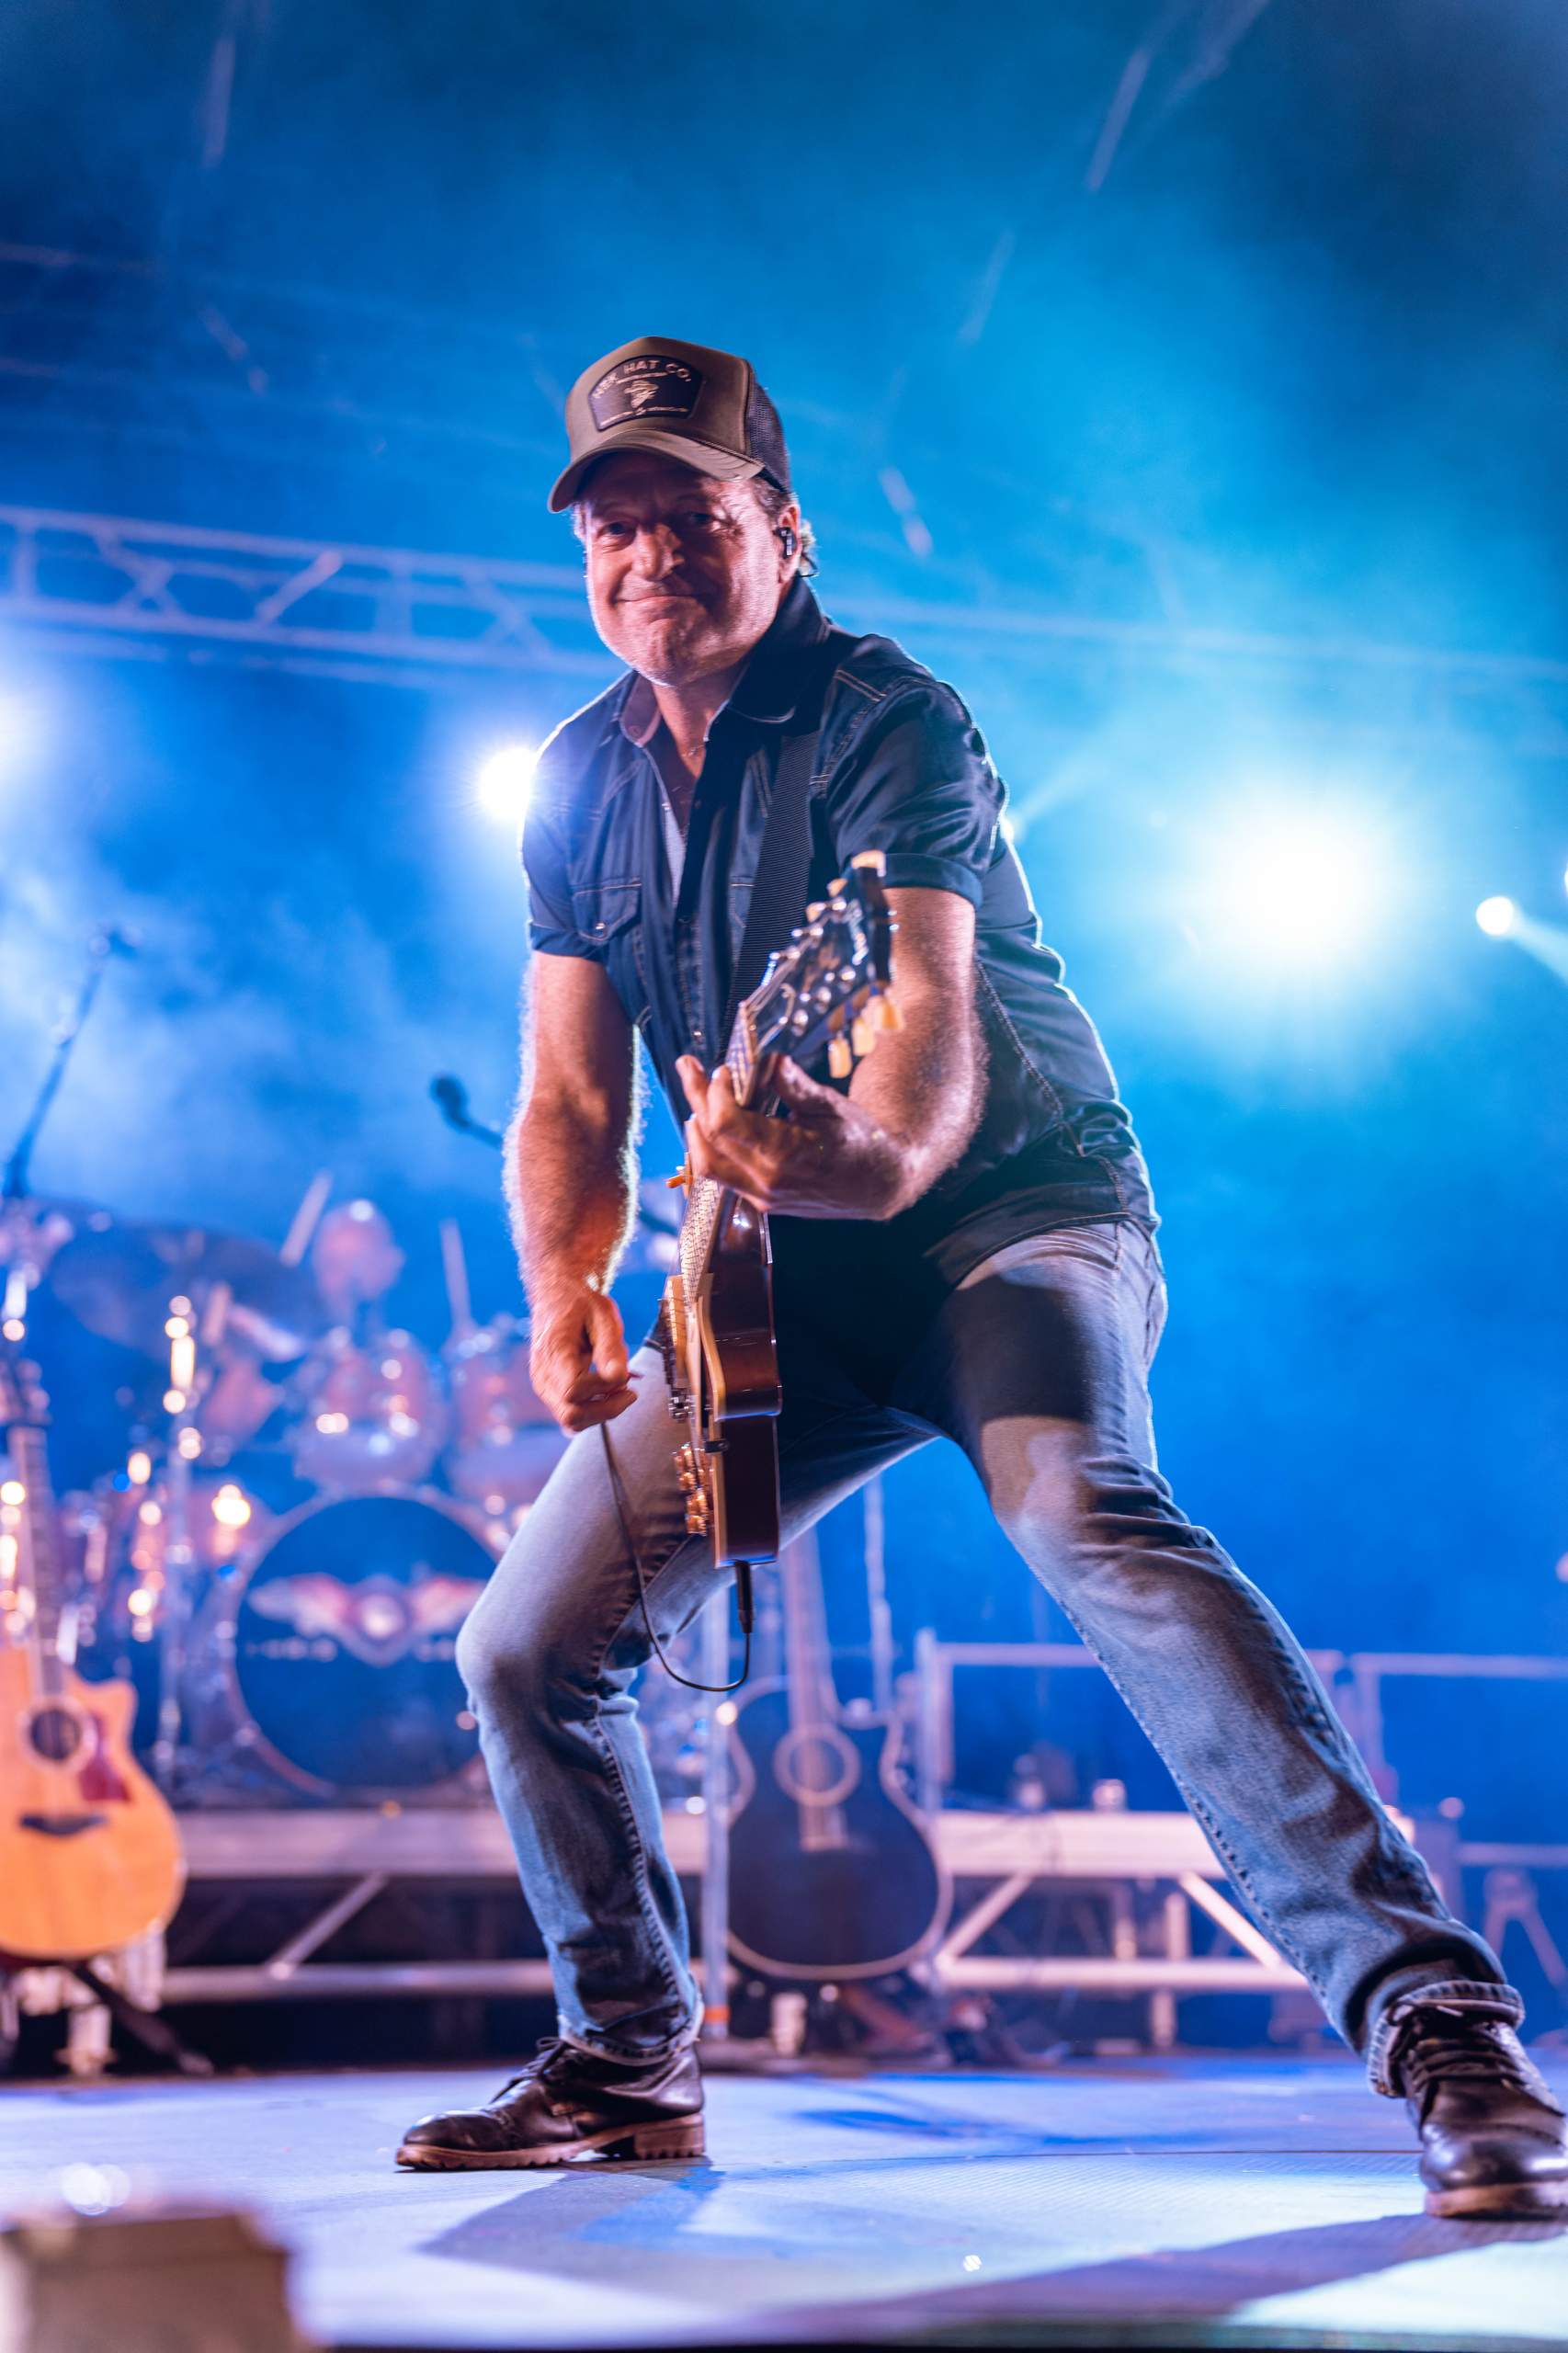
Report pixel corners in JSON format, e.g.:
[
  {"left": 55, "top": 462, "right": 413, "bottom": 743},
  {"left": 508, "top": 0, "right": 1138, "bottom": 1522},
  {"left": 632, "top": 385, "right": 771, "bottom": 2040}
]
[{"left": 5, "top": 504, "right": 1568, "bottom": 771}]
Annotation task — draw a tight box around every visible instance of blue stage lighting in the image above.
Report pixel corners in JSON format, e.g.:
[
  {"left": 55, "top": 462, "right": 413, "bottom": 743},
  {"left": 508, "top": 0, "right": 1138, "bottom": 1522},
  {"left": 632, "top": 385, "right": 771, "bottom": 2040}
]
[
  {"left": 1206, "top": 811, "right": 1390, "bottom": 967},
  {"left": 1476, "top": 895, "right": 1518, "bottom": 938},
  {"left": 476, "top": 743, "right": 539, "bottom": 824}
]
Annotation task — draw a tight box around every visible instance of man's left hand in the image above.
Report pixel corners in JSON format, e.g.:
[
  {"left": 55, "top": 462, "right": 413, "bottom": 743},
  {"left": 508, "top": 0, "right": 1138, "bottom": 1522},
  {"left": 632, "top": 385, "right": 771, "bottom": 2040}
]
[{"left": 676, "top": 1052, "right": 907, "bottom": 1220}]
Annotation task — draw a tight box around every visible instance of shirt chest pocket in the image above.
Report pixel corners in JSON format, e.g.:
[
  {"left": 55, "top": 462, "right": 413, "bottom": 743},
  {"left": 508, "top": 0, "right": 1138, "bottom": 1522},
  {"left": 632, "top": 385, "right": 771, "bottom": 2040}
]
[{"left": 571, "top": 879, "right": 646, "bottom": 1026}]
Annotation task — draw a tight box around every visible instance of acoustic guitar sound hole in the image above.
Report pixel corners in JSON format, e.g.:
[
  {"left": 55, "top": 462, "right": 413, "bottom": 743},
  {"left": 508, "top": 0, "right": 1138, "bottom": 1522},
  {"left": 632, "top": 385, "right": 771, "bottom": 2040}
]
[
  {"left": 28, "top": 1705, "right": 84, "bottom": 1765},
  {"left": 773, "top": 1726, "right": 859, "bottom": 1808}
]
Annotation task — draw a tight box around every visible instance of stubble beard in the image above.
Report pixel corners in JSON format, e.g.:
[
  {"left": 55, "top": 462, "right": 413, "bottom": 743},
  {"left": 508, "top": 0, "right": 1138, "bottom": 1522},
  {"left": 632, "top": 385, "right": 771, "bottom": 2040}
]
[{"left": 603, "top": 598, "right": 738, "bottom": 688}]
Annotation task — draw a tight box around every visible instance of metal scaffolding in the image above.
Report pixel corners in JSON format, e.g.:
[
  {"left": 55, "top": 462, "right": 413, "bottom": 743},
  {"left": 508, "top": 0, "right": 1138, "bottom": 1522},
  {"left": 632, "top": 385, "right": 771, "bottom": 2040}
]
[{"left": 5, "top": 503, "right": 1568, "bottom": 768}]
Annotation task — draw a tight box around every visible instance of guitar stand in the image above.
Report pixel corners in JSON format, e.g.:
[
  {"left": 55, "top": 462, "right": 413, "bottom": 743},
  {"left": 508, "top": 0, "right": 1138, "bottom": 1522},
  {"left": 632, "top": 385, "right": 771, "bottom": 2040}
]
[{"left": 68, "top": 1963, "right": 214, "bottom": 2078}]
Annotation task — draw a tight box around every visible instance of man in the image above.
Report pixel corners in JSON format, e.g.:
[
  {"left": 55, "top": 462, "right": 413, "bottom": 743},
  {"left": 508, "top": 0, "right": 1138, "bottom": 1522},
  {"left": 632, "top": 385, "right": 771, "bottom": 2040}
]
[{"left": 400, "top": 335, "right": 1566, "bottom": 2214}]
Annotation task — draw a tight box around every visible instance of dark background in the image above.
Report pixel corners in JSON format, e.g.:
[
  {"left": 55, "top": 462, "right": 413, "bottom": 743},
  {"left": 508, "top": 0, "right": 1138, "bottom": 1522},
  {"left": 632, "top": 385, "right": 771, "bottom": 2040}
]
[{"left": 3, "top": 0, "right": 1566, "bottom": 1839}]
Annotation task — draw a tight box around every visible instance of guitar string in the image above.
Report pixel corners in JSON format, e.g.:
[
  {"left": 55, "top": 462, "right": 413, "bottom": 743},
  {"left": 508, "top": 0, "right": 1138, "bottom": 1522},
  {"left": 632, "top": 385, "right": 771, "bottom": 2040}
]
[{"left": 602, "top": 1420, "right": 751, "bottom": 1694}]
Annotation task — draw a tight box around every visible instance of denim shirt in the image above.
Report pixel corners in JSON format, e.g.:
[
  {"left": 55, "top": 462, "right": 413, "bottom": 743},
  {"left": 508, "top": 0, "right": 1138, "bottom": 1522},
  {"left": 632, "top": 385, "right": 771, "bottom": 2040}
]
[{"left": 524, "top": 578, "right": 1155, "bottom": 1290}]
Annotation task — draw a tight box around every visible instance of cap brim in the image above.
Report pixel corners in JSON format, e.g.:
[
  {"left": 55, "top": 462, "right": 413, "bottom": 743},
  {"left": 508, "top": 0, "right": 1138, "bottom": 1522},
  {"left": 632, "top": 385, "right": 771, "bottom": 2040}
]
[{"left": 548, "top": 426, "right": 764, "bottom": 513}]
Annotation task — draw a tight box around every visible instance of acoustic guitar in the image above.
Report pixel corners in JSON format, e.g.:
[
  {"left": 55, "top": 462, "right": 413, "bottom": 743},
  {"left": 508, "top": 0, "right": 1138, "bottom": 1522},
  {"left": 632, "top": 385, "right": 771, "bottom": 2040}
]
[
  {"left": 0, "top": 1341, "right": 185, "bottom": 1964},
  {"left": 661, "top": 851, "right": 895, "bottom": 1568},
  {"left": 726, "top": 1530, "right": 949, "bottom": 1979}
]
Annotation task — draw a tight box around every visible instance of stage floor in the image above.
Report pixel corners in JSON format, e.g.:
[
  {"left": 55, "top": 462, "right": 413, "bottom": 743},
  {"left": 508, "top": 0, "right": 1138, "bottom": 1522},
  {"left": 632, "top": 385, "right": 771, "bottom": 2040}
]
[{"left": 5, "top": 2054, "right": 1568, "bottom": 2349}]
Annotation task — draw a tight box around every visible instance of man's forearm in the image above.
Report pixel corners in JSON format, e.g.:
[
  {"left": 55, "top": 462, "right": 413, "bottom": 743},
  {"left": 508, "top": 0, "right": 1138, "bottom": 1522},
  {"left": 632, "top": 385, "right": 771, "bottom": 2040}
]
[
  {"left": 505, "top": 1098, "right": 638, "bottom": 1309},
  {"left": 848, "top": 976, "right": 984, "bottom": 1219}
]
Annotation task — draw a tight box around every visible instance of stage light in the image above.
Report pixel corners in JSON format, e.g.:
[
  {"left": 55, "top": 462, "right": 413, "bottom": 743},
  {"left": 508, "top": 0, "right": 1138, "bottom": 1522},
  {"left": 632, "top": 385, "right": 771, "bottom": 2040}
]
[
  {"left": 1477, "top": 896, "right": 1518, "bottom": 938},
  {"left": 476, "top": 743, "right": 539, "bottom": 824},
  {"left": 0, "top": 688, "right": 46, "bottom": 776},
  {"left": 1205, "top": 809, "right": 1391, "bottom": 967}
]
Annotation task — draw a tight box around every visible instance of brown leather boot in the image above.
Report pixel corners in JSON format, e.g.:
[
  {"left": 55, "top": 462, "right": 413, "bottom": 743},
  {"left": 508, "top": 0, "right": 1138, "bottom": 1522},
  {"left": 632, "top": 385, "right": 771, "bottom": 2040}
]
[
  {"left": 397, "top": 2038, "right": 704, "bottom": 2170},
  {"left": 1386, "top": 1992, "right": 1568, "bottom": 2219}
]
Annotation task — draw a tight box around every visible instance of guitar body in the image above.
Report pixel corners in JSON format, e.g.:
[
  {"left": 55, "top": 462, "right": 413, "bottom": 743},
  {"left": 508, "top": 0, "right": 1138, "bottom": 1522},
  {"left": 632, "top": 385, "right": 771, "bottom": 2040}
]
[
  {"left": 725, "top": 1680, "right": 949, "bottom": 1979},
  {"left": 689, "top": 1203, "right": 781, "bottom": 1566},
  {"left": 0, "top": 1646, "right": 185, "bottom": 1965}
]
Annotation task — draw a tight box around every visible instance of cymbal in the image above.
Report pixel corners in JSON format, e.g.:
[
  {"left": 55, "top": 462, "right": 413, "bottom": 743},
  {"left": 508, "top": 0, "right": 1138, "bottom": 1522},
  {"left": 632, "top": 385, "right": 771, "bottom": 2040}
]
[
  {"left": 0, "top": 1195, "right": 107, "bottom": 1282},
  {"left": 50, "top": 1219, "right": 325, "bottom": 1360}
]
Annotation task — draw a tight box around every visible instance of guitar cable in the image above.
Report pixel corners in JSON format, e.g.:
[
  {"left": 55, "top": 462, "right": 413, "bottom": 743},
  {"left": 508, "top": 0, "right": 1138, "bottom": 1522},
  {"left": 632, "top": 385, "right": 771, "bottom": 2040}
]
[{"left": 602, "top": 1422, "right": 753, "bottom": 1694}]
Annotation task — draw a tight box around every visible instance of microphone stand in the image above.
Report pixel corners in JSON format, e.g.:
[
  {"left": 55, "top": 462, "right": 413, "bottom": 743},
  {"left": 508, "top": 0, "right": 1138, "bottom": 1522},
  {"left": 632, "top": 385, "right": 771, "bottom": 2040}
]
[
  {"left": 429, "top": 1074, "right": 504, "bottom": 1150},
  {"left": 4, "top": 927, "right": 136, "bottom": 1203}
]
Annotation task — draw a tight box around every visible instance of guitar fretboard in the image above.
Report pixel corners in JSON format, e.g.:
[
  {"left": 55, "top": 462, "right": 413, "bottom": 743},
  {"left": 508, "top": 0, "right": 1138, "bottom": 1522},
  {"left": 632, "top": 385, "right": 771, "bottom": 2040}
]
[
  {"left": 677, "top": 1013, "right": 759, "bottom": 1295},
  {"left": 7, "top": 1421, "right": 66, "bottom": 1677}
]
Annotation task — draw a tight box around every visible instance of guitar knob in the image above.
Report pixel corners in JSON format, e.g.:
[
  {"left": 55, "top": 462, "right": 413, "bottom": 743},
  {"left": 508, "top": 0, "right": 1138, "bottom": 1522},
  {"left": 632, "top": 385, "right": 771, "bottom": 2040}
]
[
  {"left": 827, "top": 1036, "right": 853, "bottom": 1080},
  {"left": 873, "top": 994, "right": 903, "bottom": 1031},
  {"left": 850, "top": 1015, "right": 874, "bottom": 1060}
]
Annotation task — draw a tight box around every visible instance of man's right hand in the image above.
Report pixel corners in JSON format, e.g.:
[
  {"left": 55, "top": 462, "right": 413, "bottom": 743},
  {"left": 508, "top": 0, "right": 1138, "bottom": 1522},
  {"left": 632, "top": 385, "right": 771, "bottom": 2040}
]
[{"left": 528, "top": 1284, "right": 638, "bottom": 1433}]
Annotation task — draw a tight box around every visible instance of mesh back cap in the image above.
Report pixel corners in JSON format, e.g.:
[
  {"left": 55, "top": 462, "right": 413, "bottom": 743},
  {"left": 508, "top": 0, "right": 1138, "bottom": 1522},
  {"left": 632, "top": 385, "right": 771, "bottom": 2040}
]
[{"left": 549, "top": 335, "right": 791, "bottom": 513}]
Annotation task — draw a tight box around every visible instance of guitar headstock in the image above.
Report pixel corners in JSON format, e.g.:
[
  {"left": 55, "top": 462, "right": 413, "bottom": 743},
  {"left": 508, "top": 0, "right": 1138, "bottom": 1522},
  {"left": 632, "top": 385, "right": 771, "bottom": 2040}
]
[{"left": 746, "top": 850, "right": 900, "bottom": 1082}]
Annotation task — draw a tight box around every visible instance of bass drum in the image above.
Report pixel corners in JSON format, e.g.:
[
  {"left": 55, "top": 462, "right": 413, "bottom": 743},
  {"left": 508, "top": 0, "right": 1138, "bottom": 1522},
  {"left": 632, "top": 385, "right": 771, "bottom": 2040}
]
[{"left": 208, "top": 1491, "right": 498, "bottom": 1798}]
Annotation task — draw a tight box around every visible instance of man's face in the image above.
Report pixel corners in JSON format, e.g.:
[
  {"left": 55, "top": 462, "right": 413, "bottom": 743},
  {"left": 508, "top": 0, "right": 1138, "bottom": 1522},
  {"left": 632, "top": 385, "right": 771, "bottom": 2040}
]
[{"left": 579, "top": 451, "right": 792, "bottom": 687}]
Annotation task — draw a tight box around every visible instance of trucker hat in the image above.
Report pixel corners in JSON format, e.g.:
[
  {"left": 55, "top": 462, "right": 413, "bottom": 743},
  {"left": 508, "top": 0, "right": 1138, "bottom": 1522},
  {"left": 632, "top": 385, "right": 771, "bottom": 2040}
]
[{"left": 548, "top": 335, "right": 791, "bottom": 513}]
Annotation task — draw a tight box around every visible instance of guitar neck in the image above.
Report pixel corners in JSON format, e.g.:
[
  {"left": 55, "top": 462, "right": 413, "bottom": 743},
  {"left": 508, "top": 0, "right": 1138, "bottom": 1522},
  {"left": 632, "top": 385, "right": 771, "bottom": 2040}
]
[
  {"left": 781, "top": 1532, "right": 847, "bottom": 1852},
  {"left": 782, "top": 1531, "right": 839, "bottom": 1733},
  {"left": 8, "top": 1421, "right": 66, "bottom": 1663},
  {"left": 679, "top": 1015, "right": 771, "bottom": 1291}
]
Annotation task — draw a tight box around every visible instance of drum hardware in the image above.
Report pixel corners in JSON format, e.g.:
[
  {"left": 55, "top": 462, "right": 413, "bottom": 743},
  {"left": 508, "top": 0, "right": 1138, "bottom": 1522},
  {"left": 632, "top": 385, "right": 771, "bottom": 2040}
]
[
  {"left": 149, "top": 1297, "right": 216, "bottom": 1791},
  {"left": 278, "top": 1166, "right": 333, "bottom": 1271}
]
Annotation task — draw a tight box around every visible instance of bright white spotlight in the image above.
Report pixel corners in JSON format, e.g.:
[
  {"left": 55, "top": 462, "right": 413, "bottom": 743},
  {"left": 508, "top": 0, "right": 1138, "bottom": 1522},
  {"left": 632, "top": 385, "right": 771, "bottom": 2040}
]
[
  {"left": 476, "top": 743, "right": 539, "bottom": 824},
  {"left": 1206, "top": 809, "right": 1390, "bottom": 967},
  {"left": 0, "top": 689, "right": 46, "bottom": 777},
  {"left": 1476, "top": 895, "right": 1518, "bottom": 938}
]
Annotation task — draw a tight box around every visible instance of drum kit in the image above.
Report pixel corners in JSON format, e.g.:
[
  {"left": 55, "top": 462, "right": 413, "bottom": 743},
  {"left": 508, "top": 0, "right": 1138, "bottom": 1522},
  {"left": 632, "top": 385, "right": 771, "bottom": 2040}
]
[
  {"left": 0, "top": 935, "right": 698, "bottom": 1816},
  {"left": 0, "top": 1177, "right": 600, "bottom": 1808}
]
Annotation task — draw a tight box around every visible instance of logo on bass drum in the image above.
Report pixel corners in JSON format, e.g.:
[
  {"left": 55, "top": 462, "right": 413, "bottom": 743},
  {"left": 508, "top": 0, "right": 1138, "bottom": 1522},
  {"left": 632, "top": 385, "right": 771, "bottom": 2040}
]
[
  {"left": 246, "top": 1572, "right": 485, "bottom": 1666},
  {"left": 588, "top": 355, "right": 703, "bottom": 431}
]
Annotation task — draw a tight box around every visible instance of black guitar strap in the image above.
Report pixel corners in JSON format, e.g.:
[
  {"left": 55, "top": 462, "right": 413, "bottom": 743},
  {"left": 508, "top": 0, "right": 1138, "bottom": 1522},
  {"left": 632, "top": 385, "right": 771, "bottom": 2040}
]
[{"left": 717, "top": 628, "right": 858, "bottom": 1060}]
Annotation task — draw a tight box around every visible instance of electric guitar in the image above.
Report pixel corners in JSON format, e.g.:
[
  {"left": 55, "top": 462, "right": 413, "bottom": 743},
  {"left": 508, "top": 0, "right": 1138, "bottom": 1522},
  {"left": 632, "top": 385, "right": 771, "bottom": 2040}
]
[
  {"left": 725, "top": 1530, "right": 949, "bottom": 1978},
  {"left": 660, "top": 851, "right": 895, "bottom": 1570},
  {"left": 0, "top": 1342, "right": 185, "bottom": 1964}
]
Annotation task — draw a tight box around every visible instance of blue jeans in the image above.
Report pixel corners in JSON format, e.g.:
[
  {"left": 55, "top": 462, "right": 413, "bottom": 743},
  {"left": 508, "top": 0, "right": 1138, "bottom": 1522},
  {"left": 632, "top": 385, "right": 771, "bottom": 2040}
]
[{"left": 456, "top": 1219, "right": 1511, "bottom": 2075}]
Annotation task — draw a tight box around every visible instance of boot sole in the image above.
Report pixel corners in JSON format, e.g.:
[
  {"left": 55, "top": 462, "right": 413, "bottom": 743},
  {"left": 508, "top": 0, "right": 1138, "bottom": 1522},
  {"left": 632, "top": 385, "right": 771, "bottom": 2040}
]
[
  {"left": 396, "top": 2117, "right": 706, "bottom": 2170},
  {"left": 1426, "top": 2177, "right": 1568, "bottom": 2219}
]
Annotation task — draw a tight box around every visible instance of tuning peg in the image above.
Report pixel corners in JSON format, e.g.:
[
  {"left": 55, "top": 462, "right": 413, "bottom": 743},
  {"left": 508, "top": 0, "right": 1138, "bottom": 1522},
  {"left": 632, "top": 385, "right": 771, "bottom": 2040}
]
[
  {"left": 666, "top": 1163, "right": 691, "bottom": 1189},
  {"left": 873, "top": 994, "right": 903, "bottom": 1031},
  {"left": 827, "top": 876, "right": 846, "bottom": 896},
  {"left": 851, "top": 1015, "right": 875, "bottom": 1059},
  {"left": 827, "top": 1035, "right": 853, "bottom": 1079},
  {"left": 850, "top": 849, "right": 887, "bottom": 875},
  {"left": 804, "top": 901, "right": 825, "bottom": 921}
]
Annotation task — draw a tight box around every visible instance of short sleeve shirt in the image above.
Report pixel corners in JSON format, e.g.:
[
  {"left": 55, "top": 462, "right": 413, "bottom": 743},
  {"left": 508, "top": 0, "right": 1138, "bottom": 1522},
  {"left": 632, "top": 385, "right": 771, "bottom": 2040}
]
[{"left": 524, "top": 577, "right": 1154, "bottom": 1289}]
